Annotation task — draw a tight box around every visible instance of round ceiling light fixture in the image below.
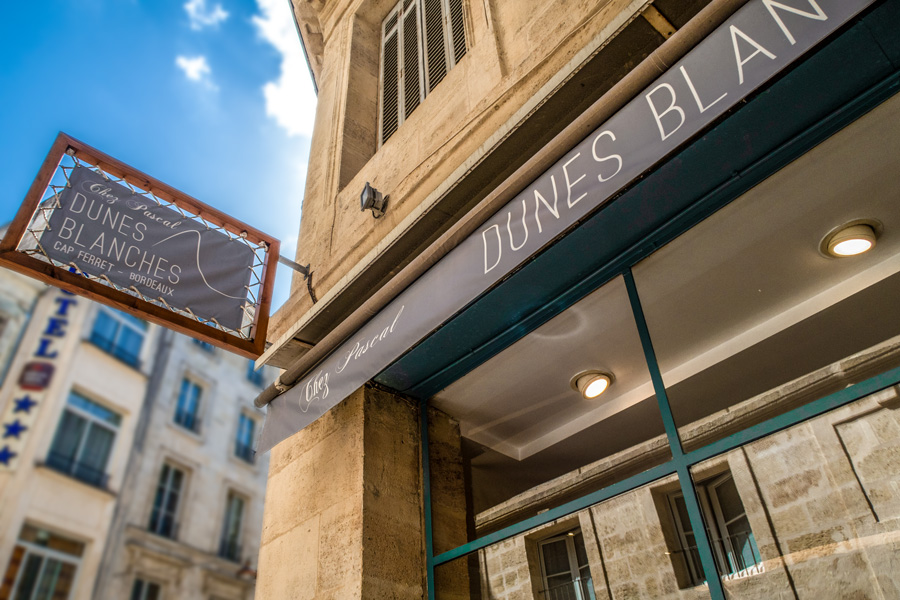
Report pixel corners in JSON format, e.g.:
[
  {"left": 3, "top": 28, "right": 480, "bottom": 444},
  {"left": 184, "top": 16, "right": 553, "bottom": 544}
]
[
  {"left": 570, "top": 370, "right": 613, "bottom": 399},
  {"left": 820, "top": 219, "right": 882, "bottom": 258}
]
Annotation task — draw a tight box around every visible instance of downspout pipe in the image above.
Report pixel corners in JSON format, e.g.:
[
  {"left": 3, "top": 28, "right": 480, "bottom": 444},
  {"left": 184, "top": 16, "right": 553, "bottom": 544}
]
[{"left": 255, "top": 0, "right": 749, "bottom": 408}]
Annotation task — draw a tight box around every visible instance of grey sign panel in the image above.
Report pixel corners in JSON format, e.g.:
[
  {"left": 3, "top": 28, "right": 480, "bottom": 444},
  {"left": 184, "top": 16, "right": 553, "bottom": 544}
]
[
  {"left": 40, "top": 166, "right": 254, "bottom": 331},
  {"left": 258, "top": 0, "right": 876, "bottom": 452}
]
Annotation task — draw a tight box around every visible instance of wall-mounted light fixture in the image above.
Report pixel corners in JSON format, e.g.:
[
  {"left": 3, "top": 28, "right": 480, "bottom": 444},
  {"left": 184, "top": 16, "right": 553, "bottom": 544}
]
[
  {"left": 570, "top": 370, "right": 613, "bottom": 399},
  {"left": 360, "top": 182, "right": 387, "bottom": 218},
  {"left": 820, "top": 219, "right": 882, "bottom": 258}
]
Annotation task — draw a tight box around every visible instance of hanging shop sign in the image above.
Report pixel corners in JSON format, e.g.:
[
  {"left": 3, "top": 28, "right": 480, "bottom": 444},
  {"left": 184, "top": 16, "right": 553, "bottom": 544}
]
[
  {"left": 257, "top": 0, "right": 877, "bottom": 451},
  {"left": 0, "top": 134, "right": 279, "bottom": 358}
]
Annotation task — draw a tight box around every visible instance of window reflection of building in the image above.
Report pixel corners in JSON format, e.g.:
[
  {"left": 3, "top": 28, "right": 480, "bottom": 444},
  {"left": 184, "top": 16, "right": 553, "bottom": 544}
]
[
  {"left": 665, "top": 473, "right": 761, "bottom": 587},
  {"left": 537, "top": 530, "right": 593, "bottom": 600}
]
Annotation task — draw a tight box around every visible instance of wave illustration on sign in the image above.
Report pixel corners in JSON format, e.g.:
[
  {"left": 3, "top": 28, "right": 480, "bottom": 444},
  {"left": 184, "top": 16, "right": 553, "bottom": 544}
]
[{"left": 154, "top": 230, "right": 248, "bottom": 300}]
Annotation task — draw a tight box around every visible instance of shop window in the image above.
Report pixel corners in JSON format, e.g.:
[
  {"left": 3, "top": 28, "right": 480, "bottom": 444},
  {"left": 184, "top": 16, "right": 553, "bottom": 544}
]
[
  {"left": 246, "top": 360, "right": 264, "bottom": 387},
  {"left": 665, "top": 473, "right": 761, "bottom": 587},
  {"left": 234, "top": 413, "right": 256, "bottom": 464},
  {"left": 537, "top": 530, "right": 594, "bottom": 600},
  {"left": 149, "top": 463, "right": 185, "bottom": 539},
  {"left": 46, "top": 390, "right": 120, "bottom": 488},
  {"left": 0, "top": 524, "right": 84, "bottom": 600},
  {"left": 130, "top": 578, "right": 161, "bottom": 600},
  {"left": 90, "top": 307, "right": 147, "bottom": 367},
  {"left": 218, "top": 492, "right": 245, "bottom": 562},
  {"left": 379, "top": 0, "right": 466, "bottom": 144},
  {"left": 174, "top": 378, "right": 202, "bottom": 433}
]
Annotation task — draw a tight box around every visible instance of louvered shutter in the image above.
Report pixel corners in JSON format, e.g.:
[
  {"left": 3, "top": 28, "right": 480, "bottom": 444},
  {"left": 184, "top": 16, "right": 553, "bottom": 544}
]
[
  {"left": 379, "top": 0, "right": 466, "bottom": 146},
  {"left": 447, "top": 0, "right": 466, "bottom": 64},
  {"left": 381, "top": 10, "right": 401, "bottom": 144},
  {"left": 422, "top": 0, "right": 448, "bottom": 92},
  {"left": 401, "top": 0, "right": 424, "bottom": 120}
]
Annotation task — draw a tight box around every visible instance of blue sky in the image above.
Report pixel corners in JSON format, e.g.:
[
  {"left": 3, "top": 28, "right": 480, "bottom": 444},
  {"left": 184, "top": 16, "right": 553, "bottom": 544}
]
[{"left": 0, "top": 0, "right": 316, "bottom": 309}]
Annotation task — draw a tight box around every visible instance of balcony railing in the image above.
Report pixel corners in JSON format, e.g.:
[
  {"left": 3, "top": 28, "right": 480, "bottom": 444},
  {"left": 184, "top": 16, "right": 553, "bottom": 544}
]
[
  {"left": 541, "top": 577, "right": 596, "bottom": 600},
  {"left": 45, "top": 451, "right": 110, "bottom": 489}
]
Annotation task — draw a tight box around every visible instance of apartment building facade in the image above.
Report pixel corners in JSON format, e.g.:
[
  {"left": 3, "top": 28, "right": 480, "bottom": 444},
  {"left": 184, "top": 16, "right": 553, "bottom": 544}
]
[{"left": 0, "top": 265, "right": 272, "bottom": 600}]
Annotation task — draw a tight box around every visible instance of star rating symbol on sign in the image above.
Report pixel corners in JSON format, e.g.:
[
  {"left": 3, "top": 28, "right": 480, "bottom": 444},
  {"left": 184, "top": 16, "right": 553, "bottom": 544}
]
[
  {"left": 0, "top": 446, "right": 17, "bottom": 466},
  {"left": 13, "top": 396, "right": 38, "bottom": 414},
  {"left": 3, "top": 420, "right": 27, "bottom": 440}
]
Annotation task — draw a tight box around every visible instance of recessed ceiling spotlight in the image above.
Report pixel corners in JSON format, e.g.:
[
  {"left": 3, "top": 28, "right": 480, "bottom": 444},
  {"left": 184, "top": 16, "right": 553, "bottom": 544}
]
[
  {"left": 570, "top": 370, "right": 613, "bottom": 399},
  {"left": 820, "top": 219, "right": 882, "bottom": 258}
]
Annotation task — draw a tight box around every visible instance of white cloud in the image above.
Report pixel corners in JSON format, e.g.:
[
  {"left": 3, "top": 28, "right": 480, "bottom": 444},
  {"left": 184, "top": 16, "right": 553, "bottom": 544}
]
[
  {"left": 185, "top": 0, "right": 229, "bottom": 30},
  {"left": 252, "top": 0, "right": 317, "bottom": 137},
  {"left": 175, "top": 55, "right": 217, "bottom": 90}
]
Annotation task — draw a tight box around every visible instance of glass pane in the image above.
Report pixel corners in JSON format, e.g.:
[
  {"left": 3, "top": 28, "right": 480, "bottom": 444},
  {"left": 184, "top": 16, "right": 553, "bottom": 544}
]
[
  {"left": 130, "top": 580, "right": 144, "bottom": 600},
  {"left": 75, "top": 424, "right": 114, "bottom": 485},
  {"left": 632, "top": 97, "right": 900, "bottom": 450},
  {"left": 430, "top": 276, "right": 670, "bottom": 553},
  {"left": 68, "top": 392, "right": 120, "bottom": 426},
  {"left": 711, "top": 477, "right": 744, "bottom": 524},
  {"left": 688, "top": 387, "right": 900, "bottom": 598},
  {"left": 540, "top": 539, "right": 572, "bottom": 576},
  {"left": 18, "top": 527, "right": 84, "bottom": 558},
  {"left": 114, "top": 308, "right": 148, "bottom": 330},
  {"left": 573, "top": 533, "right": 588, "bottom": 568},
  {"left": 435, "top": 478, "right": 710, "bottom": 600},
  {"left": 48, "top": 412, "right": 85, "bottom": 471},
  {"left": 90, "top": 311, "right": 118, "bottom": 350},
  {"left": 34, "top": 557, "right": 62, "bottom": 600},
  {"left": 116, "top": 326, "right": 143, "bottom": 364},
  {"left": 13, "top": 554, "right": 42, "bottom": 600},
  {"left": 145, "top": 582, "right": 160, "bottom": 600}
]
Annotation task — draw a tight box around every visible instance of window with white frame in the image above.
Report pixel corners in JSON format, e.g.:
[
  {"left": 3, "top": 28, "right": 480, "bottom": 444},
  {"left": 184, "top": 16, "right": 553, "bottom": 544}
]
[
  {"left": 174, "top": 378, "right": 202, "bottom": 433},
  {"left": 234, "top": 413, "right": 255, "bottom": 464},
  {"left": 46, "top": 390, "right": 121, "bottom": 488},
  {"left": 379, "top": 0, "right": 466, "bottom": 144},
  {"left": 149, "top": 463, "right": 185, "bottom": 538},
  {"left": 218, "top": 492, "right": 245, "bottom": 562},
  {"left": 0, "top": 524, "right": 84, "bottom": 600},
  {"left": 130, "top": 578, "right": 161, "bottom": 600},
  {"left": 667, "top": 473, "right": 762, "bottom": 586},
  {"left": 537, "top": 530, "right": 594, "bottom": 600},
  {"left": 90, "top": 306, "right": 147, "bottom": 367}
]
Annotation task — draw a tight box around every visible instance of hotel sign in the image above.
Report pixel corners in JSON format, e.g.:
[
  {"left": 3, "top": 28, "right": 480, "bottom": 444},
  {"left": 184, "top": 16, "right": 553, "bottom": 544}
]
[
  {"left": 0, "top": 135, "right": 279, "bottom": 358},
  {"left": 258, "top": 0, "right": 877, "bottom": 451}
]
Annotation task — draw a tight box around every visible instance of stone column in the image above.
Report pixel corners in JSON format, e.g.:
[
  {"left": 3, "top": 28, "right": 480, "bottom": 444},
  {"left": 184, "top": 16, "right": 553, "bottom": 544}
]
[{"left": 257, "top": 384, "right": 468, "bottom": 599}]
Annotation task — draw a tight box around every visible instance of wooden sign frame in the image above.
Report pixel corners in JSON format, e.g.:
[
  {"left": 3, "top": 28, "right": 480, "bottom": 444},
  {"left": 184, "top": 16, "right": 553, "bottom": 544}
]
[{"left": 0, "top": 133, "right": 279, "bottom": 359}]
